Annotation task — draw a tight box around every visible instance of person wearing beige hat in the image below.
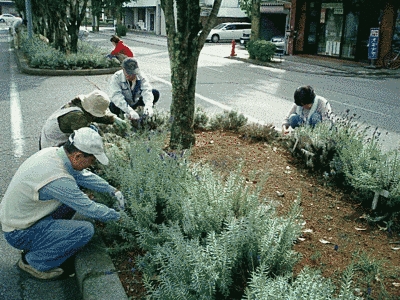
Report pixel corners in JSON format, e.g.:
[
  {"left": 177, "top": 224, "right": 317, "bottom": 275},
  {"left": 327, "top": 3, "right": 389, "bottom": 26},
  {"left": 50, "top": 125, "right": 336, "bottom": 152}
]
[
  {"left": 0, "top": 127, "right": 126, "bottom": 280},
  {"left": 39, "top": 90, "right": 126, "bottom": 149}
]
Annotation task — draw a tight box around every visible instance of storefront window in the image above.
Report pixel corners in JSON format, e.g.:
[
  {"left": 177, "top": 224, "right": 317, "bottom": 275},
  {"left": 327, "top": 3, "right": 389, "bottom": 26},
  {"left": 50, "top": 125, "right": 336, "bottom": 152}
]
[
  {"left": 341, "top": 11, "right": 359, "bottom": 59},
  {"left": 317, "top": 3, "right": 344, "bottom": 57},
  {"left": 393, "top": 9, "right": 400, "bottom": 50}
]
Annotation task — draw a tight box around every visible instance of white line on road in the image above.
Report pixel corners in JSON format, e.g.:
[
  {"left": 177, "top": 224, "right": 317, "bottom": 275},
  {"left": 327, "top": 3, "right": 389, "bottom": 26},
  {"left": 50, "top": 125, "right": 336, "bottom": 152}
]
[
  {"left": 151, "top": 75, "right": 264, "bottom": 125},
  {"left": 9, "top": 54, "right": 24, "bottom": 158}
]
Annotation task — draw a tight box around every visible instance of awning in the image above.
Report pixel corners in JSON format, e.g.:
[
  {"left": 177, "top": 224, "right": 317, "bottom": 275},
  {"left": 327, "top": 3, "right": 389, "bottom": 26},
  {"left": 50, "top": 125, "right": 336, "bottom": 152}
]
[{"left": 260, "top": 4, "right": 288, "bottom": 14}]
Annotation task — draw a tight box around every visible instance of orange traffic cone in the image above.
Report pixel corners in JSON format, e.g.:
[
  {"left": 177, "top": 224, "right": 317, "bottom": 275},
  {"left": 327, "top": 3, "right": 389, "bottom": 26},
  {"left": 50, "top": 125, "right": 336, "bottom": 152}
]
[{"left": 230, "top": 40, "right": 237, "bottom": 57}]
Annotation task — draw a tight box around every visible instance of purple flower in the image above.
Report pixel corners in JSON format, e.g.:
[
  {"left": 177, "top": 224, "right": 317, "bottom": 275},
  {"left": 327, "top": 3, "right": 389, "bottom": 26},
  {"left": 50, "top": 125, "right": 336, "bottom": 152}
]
[
  {"left": 334, "top": 245, "right": 338, "bottom": 251},
  {"left": 131, "top": 268, "right": 136, "bottom": 273}
]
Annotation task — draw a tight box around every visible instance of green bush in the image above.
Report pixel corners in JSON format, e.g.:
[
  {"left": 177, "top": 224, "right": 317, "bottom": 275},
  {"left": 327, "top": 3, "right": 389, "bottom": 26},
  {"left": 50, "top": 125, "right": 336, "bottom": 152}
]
[
  {"left": 239, "top": 123, "right": 279, "bottom": 143},
  {"left": 95, "top": 125, "right": 368, "bottom": 299},
  {"left": 19, "top": 32, "right": 120, "bottom": 70},
  {"left": 209, "top": 110, "right": 248, "bottom": 132},
  {"left": 247, "top": 40, "right": 276, "bottom": 62},
  {"left": 286, "top": 110, "right": 400, "bottom": 212},
  {"left": 116, "top": 24, "right": 127, "bottom": 36}
]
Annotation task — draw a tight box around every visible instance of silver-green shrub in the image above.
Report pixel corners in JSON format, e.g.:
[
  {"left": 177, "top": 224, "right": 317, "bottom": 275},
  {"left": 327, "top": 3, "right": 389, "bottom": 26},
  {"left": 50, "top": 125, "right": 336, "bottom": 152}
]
[{"left": 99, "top": 130, "right": 306, "bottom": 299}]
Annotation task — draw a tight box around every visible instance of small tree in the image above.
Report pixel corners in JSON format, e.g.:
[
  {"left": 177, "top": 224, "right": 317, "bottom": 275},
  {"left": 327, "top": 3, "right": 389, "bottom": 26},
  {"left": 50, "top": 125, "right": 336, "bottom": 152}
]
[{"left": 160, "top": 0, "right": 222, "bottom": 149}]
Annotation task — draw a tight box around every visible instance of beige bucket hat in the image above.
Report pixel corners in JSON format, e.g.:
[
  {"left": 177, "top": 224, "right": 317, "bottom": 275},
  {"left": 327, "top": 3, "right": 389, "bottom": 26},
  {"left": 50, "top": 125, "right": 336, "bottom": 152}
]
[{"left": 79, "top": 90, "right": 110, "bottom": 117}]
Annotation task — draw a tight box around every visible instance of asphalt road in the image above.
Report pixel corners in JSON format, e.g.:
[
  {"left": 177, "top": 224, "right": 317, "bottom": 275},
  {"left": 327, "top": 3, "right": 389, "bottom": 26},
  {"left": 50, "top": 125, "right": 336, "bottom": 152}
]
[{"left": 92, "top": 29, "right": 400, "bottom": 151}]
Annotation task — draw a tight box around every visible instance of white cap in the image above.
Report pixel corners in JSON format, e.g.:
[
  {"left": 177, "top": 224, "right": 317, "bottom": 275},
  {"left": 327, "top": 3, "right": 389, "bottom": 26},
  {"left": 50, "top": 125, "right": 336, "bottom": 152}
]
[{"left": 69, "top": 127, "right": 109, "bottom": 165}]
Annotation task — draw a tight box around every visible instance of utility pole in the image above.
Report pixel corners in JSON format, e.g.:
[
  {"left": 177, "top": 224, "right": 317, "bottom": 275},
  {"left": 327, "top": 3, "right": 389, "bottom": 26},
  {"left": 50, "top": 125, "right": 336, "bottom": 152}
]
[{"left": 25, "top": 0, "right": 33, "bottom": 39}]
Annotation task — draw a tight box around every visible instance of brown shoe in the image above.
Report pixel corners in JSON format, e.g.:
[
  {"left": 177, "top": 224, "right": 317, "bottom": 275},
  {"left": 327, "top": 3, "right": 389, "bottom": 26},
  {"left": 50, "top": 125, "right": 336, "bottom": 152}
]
[{"left": 18, "top": 258, "right": 64, "bottom": 280}]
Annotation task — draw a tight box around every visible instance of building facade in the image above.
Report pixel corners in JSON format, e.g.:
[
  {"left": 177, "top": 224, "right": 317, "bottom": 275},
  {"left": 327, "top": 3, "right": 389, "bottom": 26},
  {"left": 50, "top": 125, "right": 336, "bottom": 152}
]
[
  {"left": 123, "top": 0, "right": 165, "bottom": 35},
  {"left": 288, "top": 0, "right": 400, "bottom": 62}
]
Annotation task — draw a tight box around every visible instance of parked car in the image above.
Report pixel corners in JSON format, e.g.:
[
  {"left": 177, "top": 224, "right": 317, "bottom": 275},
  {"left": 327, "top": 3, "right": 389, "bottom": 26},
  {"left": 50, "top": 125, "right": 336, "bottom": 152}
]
[
  {"left": 270, "top": 36, "right": 287, "bottom": 55},
  {"left": 240, "top": 32, "right": 251, "bottom": 47},
  {"left": 0, "top": 14, "right": 18, "bottom": 24},
  {"left": 206, "top": 22, "right": 251, "bottom": 43}
]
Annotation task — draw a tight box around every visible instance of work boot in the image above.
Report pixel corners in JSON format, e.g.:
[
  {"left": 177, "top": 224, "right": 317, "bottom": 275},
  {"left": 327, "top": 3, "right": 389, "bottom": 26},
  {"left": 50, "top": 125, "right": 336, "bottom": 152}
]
[{"left": 18, "top": 258, "right": 64, "bottom": 280}]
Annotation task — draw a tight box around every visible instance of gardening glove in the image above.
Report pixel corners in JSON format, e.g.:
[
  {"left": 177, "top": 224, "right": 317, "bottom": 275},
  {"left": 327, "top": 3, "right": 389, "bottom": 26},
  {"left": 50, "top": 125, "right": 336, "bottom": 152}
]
[
  {"left": 125, "top": 110, "right": 140, "bottom": 121},
  {"left": 114, "top": 116, "right": 127, "bottom": 129},
  {"left": 282, "top": 125, "right": 289, "bottom": 135},
  {"left": 143, "top": 105, "right": 153, "bottom": 118},
  {"left": 113, "top": 190, "right": 126, "bottom": 211}
]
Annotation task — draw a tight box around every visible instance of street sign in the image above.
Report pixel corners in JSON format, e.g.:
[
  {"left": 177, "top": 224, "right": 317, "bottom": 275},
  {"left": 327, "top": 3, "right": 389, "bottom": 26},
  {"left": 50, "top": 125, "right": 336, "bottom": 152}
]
[{"left": 368, "top": 28, "right": 379, "bottom": 60}]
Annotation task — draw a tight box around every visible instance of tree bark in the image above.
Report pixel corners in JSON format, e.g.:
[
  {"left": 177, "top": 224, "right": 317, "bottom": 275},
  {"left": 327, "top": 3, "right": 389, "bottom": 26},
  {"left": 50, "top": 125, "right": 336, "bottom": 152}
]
[
  {"left": 376, "top": 0, "right": 399, "bottom": 66},
  {"left": 250, "top": 0, "right": 261, "bottom": 41},
  {"left": 161, "top": 0, "right": 222, "bottom": 149}
]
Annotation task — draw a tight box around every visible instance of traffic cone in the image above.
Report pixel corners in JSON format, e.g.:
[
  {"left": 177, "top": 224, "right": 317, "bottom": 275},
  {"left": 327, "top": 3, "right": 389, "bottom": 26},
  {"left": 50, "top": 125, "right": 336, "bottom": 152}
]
[{"left": 230, "top": 40, "right": 237, "bottom": 57}]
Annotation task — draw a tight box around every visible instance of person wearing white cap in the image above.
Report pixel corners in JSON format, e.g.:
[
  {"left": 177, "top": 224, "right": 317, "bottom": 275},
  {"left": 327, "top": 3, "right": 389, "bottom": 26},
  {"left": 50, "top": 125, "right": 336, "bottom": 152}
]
[
  {"left": 109, "top": 57, "right": 160, "bottom": 120},
  {"left": 40, "top": 89, "right": 127, "bottom": 149},
  {"left": 0, "top": 127, "right": 126, "bottom": 280}
]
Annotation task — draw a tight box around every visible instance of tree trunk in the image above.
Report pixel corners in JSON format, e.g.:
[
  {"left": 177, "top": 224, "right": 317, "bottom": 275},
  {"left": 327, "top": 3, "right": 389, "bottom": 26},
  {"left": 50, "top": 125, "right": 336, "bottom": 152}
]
[
  {"left": 169, "top": 48, "right": 200, "bottom": 149},
  {"left": 376, "top": 0, "right": 399, "bottom": 66},
  {"left": 161, "top": 0, "right": 222, "bottom": 149},
  {"left": 250, "top": 0, "right": 261, "bottom": 41}
]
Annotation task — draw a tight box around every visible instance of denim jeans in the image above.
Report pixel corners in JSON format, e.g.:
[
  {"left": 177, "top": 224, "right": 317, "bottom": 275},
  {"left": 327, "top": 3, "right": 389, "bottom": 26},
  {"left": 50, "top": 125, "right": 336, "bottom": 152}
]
[
  {"left": 4, "top": 205, "right": 94, "bottom": 271},
  {"left": 288, "top": 112, "right": 322, "bottom": 128}
]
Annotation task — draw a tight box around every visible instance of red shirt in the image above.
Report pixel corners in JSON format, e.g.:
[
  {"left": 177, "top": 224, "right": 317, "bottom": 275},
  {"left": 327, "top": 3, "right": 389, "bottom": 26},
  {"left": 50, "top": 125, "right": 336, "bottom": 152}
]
[{"left": 111, "top": 41, "right": 134, "bottom": 57}]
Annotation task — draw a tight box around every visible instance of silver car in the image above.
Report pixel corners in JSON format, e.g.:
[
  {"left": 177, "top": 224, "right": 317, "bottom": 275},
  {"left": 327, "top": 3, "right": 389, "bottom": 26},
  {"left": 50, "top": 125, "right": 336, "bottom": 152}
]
[
  {"left": 0, "top": 14, "right": 18, "bottom": 24},
  {"left": 206, "top": 22, "right": 251, "bottom": 43},
  {"left": 271, "top": 36, "right": 287, "bottom": 55}
]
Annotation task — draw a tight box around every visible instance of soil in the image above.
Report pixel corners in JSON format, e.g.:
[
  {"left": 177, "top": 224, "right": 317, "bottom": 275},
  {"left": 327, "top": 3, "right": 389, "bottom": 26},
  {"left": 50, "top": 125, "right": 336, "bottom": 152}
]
[{"left": 109, "top": 130, "right": 400, "bottom": 299}]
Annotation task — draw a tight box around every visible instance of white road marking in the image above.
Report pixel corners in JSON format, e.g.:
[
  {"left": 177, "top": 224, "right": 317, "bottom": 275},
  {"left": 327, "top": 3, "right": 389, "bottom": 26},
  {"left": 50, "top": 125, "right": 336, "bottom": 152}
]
[
  {"left": 151, "top": 75, "right": 264, "bottom": 124},
  {"left": 9, "top": 44, "right": 24, "bottom": 157}
]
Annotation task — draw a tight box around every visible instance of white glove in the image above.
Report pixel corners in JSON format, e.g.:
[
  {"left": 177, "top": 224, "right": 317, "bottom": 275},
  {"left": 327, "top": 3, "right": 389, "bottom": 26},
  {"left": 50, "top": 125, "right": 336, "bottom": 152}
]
[
  {"left": 143, "top": 106, "right": 153, "bottom": 117},
  {"left": 125, "top": 110, "right": 140, "bottom": 120},
  {"left": 114, "top": 190, "right": 126, "bottom": 210}
]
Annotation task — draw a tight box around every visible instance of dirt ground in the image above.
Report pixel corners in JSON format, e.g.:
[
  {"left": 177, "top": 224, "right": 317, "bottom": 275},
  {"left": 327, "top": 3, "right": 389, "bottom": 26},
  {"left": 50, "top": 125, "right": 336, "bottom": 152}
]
[{"left": 110, "top": 130, "right": 400, "bottom": 299}]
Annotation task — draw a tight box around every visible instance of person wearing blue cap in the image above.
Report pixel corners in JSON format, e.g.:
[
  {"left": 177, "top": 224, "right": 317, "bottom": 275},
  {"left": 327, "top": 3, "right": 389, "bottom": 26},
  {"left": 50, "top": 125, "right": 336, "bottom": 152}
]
[{"left": 0, "top": 127, "right": 126, "bottom": 280}]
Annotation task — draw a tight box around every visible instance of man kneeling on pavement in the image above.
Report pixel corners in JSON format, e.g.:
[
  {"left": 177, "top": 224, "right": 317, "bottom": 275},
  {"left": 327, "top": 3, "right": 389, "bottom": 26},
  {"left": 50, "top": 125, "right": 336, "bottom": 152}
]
[{"left": 0, "top": 127, "right": 126, "bottom": 280}]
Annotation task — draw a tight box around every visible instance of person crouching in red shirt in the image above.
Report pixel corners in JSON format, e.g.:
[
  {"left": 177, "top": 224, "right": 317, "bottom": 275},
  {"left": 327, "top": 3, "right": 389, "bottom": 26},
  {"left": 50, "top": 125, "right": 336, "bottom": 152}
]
[{"left": 108, "top": 35, "right": 134, "bottom": 62}]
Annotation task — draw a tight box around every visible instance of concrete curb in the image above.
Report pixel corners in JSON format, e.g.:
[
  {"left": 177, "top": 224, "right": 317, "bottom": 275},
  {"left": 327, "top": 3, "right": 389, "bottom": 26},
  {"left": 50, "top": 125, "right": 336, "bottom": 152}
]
[
  {"left": 75, "top": 233, "right": 128, "bottom": 300},
  {"left": 15, "top": 49, "right": 121, "bottom": 76}
]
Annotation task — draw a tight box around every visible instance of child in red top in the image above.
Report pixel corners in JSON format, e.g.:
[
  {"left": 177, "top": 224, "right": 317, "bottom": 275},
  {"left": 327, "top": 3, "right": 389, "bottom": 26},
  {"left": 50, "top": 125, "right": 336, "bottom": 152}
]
[{"left": 108, "top": 35, "right": 134, "bottom": 62}]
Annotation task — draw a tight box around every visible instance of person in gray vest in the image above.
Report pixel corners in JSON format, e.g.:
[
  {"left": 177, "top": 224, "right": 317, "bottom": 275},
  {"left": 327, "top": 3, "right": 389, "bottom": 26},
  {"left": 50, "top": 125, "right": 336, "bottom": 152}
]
[
  {"left": 0, "top": 127, "right": 126, "bottom": 280},
  {"left": 282, "top": 85, "right": 332, "bottom": 134},
  {"left": 109, "top": 57, "right": 160, "bottom": 120},
  {"left": 40, "top": 90, "right": 126, "bottom": 149}
]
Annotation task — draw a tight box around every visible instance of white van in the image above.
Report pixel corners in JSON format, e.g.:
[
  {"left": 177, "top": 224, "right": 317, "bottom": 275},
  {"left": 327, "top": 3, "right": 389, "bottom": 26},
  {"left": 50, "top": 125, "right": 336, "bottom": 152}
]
[{"left": 206, "top": 22, "right": 251, "bottom": 43}]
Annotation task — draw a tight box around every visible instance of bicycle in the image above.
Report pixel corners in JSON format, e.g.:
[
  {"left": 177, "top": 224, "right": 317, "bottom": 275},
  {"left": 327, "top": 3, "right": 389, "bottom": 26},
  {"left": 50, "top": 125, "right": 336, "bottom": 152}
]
[{"left": 383, "top": 47, "right": 400, "bottom": 69}]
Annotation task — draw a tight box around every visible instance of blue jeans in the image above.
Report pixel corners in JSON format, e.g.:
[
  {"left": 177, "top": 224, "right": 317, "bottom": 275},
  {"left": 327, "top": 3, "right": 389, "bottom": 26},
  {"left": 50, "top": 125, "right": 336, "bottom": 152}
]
[
  {"left": 4, "top": 205, "right": 94, "bottom": 271},
  {"left": 288, "top": 113, "right": 322, "bottom": 128}
]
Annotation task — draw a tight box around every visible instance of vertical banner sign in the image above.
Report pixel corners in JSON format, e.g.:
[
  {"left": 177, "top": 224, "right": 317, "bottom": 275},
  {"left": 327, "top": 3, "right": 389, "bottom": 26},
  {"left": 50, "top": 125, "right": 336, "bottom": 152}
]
[{"left": 368, "top": 28, "right": 379, "bottom": 60}]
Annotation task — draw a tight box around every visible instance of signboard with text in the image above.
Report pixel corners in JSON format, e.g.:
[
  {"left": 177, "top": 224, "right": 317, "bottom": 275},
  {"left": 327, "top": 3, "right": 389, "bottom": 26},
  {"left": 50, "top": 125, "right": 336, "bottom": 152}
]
[{"left": 368, "top": 28, "right": 379, "bottom": 60}]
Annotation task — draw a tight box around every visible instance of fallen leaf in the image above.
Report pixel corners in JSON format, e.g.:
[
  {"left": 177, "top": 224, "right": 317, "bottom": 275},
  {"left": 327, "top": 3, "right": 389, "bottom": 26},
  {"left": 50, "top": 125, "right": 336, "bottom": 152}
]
[
  {"left": 319, "top": 239, "right": 331, "bottom": 244},
  {"left": 392, "top": 247, "right": 400, "bottom": 251},
  {"left": 355, "top": 227, "right": 367, "bottom": 231},
  {"left": 276, "top": 191, "right": 284, "bottom": 197},
  {"left": 302, "top": 229, "right": 313, "bottom": 233},
  {"left": 393, "top": 282, "right": 400, "bottom": 287},
  {"left": 298, "top": 237, "right": 306, "bottom": 242}
]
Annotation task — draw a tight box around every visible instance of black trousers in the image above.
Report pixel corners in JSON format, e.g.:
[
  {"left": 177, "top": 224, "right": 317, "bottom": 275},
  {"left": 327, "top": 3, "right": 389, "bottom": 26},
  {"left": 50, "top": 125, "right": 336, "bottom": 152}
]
[{"left": 109, "top": 89, "right": 160, "bottom": 116}]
